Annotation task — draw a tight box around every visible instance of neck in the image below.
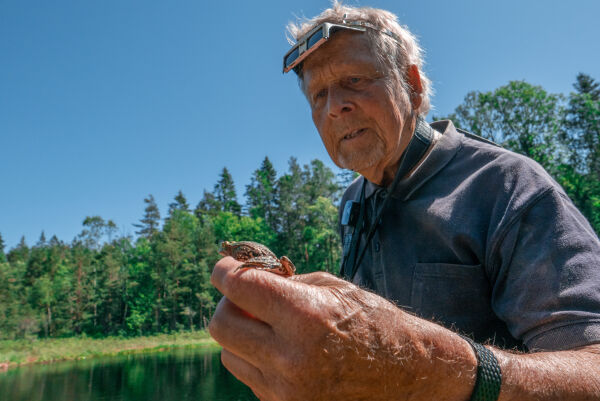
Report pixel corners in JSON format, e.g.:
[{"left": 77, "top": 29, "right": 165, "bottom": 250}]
[
  {"left": 363, "top": 116, "right": 418, "bottom": 187},
  {"left": 363, "top": 116, "right": 438, "bottom": 187}
]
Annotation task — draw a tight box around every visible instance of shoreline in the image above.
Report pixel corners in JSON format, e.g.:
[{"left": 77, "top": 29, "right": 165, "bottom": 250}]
[{"left": 0, "top": 331, "right": 220, "bottom": 371}]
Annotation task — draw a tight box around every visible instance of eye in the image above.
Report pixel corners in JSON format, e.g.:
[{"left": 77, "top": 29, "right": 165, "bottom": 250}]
[
  {"left": 313, "top": 88, "right": 328, "bottom": 102},
  {"left": 344, "top": 76, "right": 370, "bottom": 89}
]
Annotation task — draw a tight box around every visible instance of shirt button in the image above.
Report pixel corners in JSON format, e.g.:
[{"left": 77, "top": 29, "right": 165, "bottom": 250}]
[{"left": 374, "top": 242, "right": 380, "bottom": 252}]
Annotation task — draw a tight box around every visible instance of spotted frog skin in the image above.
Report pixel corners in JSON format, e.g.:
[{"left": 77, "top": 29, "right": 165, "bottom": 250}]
[{"left": 219, "top": 241, "right": 296, "bottom": 276}]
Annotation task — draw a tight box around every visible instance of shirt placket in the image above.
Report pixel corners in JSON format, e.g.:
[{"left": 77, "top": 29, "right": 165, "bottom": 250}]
[{"left": 369, "top": 189, "right": 386, "bottom": 291}]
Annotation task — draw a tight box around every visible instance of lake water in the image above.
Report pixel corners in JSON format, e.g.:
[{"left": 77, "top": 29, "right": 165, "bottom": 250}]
[{"left": 0, "top": 347, "right": 258, "bottom": 401}]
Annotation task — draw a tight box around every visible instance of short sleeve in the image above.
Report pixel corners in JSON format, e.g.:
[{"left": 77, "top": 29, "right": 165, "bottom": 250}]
[{"left": 490, "top": 188, "right": 600, "bottom": 351}]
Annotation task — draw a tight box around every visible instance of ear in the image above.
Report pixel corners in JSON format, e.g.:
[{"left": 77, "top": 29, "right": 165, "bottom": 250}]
[{"left": 406, "top": 65, "right": 423, "bottom": 110}]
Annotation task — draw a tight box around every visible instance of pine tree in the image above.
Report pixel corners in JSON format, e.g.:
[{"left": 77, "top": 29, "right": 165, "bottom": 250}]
[
  {"left": 303, "top": 159, "right": 340, "bottom": 203},
  {"left": 94, "top": 241, "right": 129, "bottom": 335},
  {"left": 69, "top": 241, "right": 94, "bottom": 334},
  {"left": 154, "top": 209, "right": 199, "bottom": 331},
  {"left": 245, "top": 157, "right": 277, "bottom": 226},
  {"left": 26, "top": 236, "right": 49, "bottom": 285},
  {"left": 273, "top": 157, "right": 305, "bottom": 258},
  {"left": 168, "top": 190, "right": 190, "bottom": 215},
  {"left": 574, "top": 73, "right": 600, "bottom": 101},
  {"left": 214, "top": 167, "right": 241, "bottom": 216},
  {"left": 194, "top": 190, "right": 220, "bottom": 220},
  {"left": 32, "top": 274, "right": 54, "bottom": 337},
  {"left": 48, "top": 235, "right": 62, "bottom": 247},
  {"left": 36, "top": 231, "right": 47, "bottom": 247},
  {"left": 134, "top": 195, "right": 161, "bottom": 238},
  {"left": 7, "top": 236, "right": 29, "bottom": 264}
]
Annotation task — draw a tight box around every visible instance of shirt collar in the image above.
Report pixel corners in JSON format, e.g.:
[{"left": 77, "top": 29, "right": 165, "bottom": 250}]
[{"left": 363, "top": 119, "right": 462, "bottom": 201}]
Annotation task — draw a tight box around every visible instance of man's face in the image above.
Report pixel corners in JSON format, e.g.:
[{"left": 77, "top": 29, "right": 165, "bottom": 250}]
[{"left": 302, "top": 31, "right": 414, "bottom": 184}]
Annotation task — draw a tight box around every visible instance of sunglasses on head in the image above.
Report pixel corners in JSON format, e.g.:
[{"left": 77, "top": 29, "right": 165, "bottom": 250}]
[{"left": 283, "top": 20, "right": 400, "bottom": 74}]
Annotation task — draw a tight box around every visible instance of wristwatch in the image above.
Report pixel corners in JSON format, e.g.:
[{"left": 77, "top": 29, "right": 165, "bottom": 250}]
[{"left": 462, "top": 336, "right": 502, "bottom": 401}]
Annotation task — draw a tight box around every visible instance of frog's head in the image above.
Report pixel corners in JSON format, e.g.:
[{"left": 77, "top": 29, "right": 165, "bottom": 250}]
[{"left": 219, "top": 241, "right": 234, "bottom": 256}]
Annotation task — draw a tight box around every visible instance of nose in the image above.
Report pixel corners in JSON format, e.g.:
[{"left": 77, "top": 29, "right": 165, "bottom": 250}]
[{"left": 327, "top": 85, "right": 354, "bottom": 118}]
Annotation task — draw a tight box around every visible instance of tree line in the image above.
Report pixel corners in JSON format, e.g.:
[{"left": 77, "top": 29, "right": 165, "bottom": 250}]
[
  {"left": 0, "top": 73, "right": 598, "bottom": 340},
  {"left": 0, "top": 158, "right": 347, "bottom": 339}
]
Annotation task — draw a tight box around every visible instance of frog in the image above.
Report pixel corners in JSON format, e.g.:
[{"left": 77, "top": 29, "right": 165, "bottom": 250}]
[{"left": 219, "top": 241, "right": 296, "bottom": 276}]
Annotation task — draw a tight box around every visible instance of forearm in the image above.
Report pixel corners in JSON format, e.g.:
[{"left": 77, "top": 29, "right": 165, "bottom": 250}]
[
  {"left": 388, "top": 311, "right": 600, "bottom": 400},
  {"left": 333, "top": 304, "right": 480, "bottom": 400},
  {"left": 386, "top": 314, "right": 478, "bottom": 400},
  {"left": 494, "top": 344, "right": 600, "bottom": 400}
]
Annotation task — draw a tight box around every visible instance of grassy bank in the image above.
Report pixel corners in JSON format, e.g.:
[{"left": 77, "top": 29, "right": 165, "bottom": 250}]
[{"left": 0, "top": 331, "right": 219, "bottom": 370}]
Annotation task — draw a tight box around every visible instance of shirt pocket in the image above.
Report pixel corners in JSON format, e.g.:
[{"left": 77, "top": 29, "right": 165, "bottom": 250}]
[{"left": 410, "top": 262, "right": 493, "bottom": 330}]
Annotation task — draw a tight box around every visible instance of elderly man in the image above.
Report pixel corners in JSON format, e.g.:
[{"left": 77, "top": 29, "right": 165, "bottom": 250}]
[{"left": 209, "top": 3, "right": 600, "bottom": 400}]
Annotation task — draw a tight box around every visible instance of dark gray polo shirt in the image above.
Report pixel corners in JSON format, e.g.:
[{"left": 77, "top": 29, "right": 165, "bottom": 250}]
[{"left": 339, "top": 120, "right": 600, "bottom": 351}]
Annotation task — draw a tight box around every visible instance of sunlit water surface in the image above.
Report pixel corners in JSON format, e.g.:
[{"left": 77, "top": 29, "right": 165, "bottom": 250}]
[{"left": 0, "top": 347, "right": 258, "bottom": 401}]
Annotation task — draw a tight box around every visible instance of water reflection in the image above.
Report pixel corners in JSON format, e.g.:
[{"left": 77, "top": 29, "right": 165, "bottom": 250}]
[{"left": 0, "top": 347, "right": 258, "bottom": 401}]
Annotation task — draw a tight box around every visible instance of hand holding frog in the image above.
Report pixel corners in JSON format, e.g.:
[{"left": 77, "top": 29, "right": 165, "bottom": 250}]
[
  {"left": 208, "top": 257, "right": 476, "bottom": 401},
  {"left": 219, "top": 241, "right": 295, "bottom": 276}
]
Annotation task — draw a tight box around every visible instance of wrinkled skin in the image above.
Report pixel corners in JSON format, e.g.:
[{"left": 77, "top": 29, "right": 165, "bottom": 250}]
[{"left": 209, "top": 257, "right": 476, "bottom": 401}]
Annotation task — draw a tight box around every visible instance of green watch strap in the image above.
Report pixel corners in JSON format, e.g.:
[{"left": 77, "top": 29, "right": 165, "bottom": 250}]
[{"left": 462, "top": 336, "right": 502, "bottom": 401}]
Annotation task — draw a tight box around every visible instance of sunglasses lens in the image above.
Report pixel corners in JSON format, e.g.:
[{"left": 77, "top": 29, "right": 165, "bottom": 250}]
[
  {"left": 284, "top": 47, "right": 300, "bottom": 69},
  {"left": 307, "top": 28, "right": 324, "bottom": 49}
]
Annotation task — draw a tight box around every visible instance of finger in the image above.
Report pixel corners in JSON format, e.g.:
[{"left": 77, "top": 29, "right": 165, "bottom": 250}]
[
  {"left": 290, "top": 271, "right": 348, "bottom": 287},
  {"left": 209, "top": 297, "right": 275, "bottom": 366},
  {"left": 212, "top": 256, "right": 315, "bottom": 326},
  {"left": 221, "top": 348, "right": 273, "bottom": 400}
]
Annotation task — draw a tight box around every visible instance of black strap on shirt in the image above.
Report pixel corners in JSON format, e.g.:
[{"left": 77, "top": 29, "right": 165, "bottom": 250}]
[
  {"left": 340, "top": 117, "right": 434, "bottom": 281},
  {"left": 341, "top": 181, "right": 366, "bottom": 280}
]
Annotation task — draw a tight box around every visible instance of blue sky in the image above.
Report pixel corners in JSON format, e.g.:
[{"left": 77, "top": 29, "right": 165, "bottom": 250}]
[{"left": 1, "top": 0, "right": 599, "bottom": 250}]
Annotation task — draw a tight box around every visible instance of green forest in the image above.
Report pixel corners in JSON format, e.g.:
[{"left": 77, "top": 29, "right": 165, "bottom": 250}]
[
  {"left": 0, "top": 157, "right": 347, "bottom": 340},
  {"left": 0, "top": 73, "right": 598, "bottom": 341}
]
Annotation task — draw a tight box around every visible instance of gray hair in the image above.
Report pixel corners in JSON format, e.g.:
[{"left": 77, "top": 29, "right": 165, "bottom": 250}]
[{"left": 287, "top": 1, "right": 433, "bottom": 116}]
